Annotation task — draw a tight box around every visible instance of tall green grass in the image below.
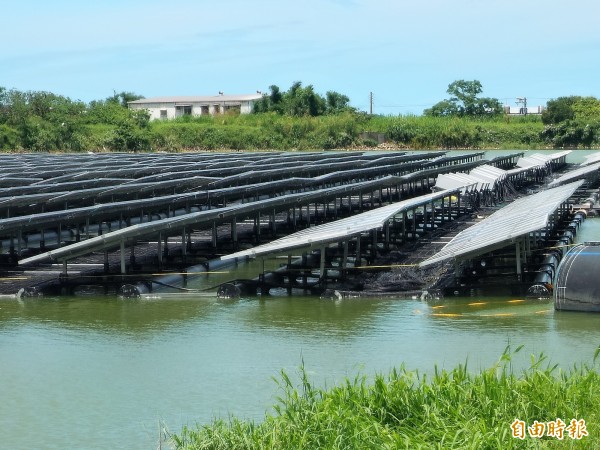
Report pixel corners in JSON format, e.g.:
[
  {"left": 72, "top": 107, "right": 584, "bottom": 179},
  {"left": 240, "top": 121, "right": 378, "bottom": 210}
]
[
  {"left": 171, "top": 346, "right": 600, "bottom": 449},
  {"left": 145, "top": 113, "right": 549, "bottom": 152},
  {"left": 147, "top": 113, "right": 547, "bottom": 151},
  {"left": 149, "top": 112, "right": 367, "bottom": 151},
  {"left": 368, "top": 115, "right": 545, "bottom": 149},
  {"left": 0, "top": 111, "right": 561, "bottom": 151}
]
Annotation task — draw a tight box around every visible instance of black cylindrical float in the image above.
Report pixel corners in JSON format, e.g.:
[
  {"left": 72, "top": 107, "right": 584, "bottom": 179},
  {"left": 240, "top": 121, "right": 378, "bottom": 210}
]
[{"left": 554, "top": 242, "right": 600, "bottom": 312}]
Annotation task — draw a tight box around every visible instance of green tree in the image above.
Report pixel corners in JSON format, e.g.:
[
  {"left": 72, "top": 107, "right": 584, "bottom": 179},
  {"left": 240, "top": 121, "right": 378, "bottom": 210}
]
[
  {"left": 86, "top": 95, "right": 149, "bottom": 126},
  {"left": 253, "top": 85, "right": 283, "bottom": 114},
  {"left": 423, "top": 99, "right": 459, "bottom": 117},
  {"left": 572, "top": 96, "right": 600, "bottom": 121},
  {"left": 424, "top": 80, "right": 502, "bottom": 117},
  {"left": 284, "top": 82, "right": 325, "bottom": 116},
  {"left": 0, "top": 88, "right": 88, "bottom": 150},
  {"left": 253, "top": 82, "right": 349, "bottom": 116},
  {"left": 542, "top": 96, "right": 579, "bottom": 124},
  {"left": 541, "top": 96, "right": 600, "bottom": 148},
  {"left": 108, "top": 90, "right": 145, "bottom": 108},
  {"left": 0, "top": 87, "right": 8, "bottom": 123},
  {"left": 0, "top": 88, "right": 29, "bottom": 126},
  {"left": 325, "top": 91, "right": 351, "bottom": 114}
]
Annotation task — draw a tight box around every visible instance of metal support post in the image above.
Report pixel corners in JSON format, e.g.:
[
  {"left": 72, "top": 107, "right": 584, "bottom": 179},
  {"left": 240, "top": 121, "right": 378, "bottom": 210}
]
[
  {"left": 515, "top": 241, "right": 522, "bottom": 281},
  {"left": 287, "top": 254, "right": 293, "bottom": 295},
  {"left": 231, "top": 217, "right": 238, "bottom": 246},
  {"left": 320, "top": 246, "right": 326, "bottom": 281},
  {"left": 212, "top": 221, "right": 218, "bottom": 248},
  {"left": 157, "top": 233, "right": 163, "bottom": 268},
  {"left": 342, "top": 240, "right": 349, "bottom": 279},
  {"left": 120, "top": 240, "right": 126, "bottom": 275}
]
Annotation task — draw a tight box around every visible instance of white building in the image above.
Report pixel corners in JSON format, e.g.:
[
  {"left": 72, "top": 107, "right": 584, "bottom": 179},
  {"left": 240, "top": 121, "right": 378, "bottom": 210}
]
[
  {"left": 503, "top": 105, "right": 546, "bottom": 115},
  {"left": 128, "top": 93, "right": 264, "bottom": 120}
]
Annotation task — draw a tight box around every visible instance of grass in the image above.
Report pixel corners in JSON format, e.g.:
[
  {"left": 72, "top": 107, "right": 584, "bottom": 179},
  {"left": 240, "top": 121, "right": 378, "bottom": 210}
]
[
  {"left": 1, "top": 111, "right": 583, "bottom": 151},
  {"left": 170, "top": 345, "right": 600, "bottom": 449},
  {"left": 148, "top": 113, "right": 547, "bottom": 151},
  {"left": 367, "top": 115, "right": 546, "bottom": 150}
]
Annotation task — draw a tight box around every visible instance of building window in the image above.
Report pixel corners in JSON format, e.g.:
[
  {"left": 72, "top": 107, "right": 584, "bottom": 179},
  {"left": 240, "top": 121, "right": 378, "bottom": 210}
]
[
  {"left": 201, "top": 105, "right": 209, "bottom": 115},
  {"left": 160, "top": 109, "right": 167, "bottom": 120},
  {"left": 175, "top": 105, "right": 192, "bottom": 117},
  {"left": 213, "top": 104, "right": 221, "bottom": 114},
  {"left": 224, "top": 105, "right": 241, "bottom": 114}
]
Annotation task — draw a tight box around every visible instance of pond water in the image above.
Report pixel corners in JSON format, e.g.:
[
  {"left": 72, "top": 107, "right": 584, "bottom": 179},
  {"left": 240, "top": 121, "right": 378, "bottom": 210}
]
[
  {"left": 2, "top": 150, "right": 600, "bottom": 449},
  {"left": 2, "top": 289, "right": 600, "bottom": 449}
]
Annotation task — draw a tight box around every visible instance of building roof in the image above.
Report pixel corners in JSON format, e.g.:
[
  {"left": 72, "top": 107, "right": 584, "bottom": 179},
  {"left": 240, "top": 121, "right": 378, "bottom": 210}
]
[{"left": 128, "top": 94, "right": 264, "bottom": 105}]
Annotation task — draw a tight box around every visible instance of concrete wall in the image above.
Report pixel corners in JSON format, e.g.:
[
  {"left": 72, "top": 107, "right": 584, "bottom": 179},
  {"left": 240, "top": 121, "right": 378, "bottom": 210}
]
[
  {"left": 504, "top": 106, "right": 546, "bottom": 115},
  {"left": 130, "top": 100, "right": 256, "bottom": 120}
]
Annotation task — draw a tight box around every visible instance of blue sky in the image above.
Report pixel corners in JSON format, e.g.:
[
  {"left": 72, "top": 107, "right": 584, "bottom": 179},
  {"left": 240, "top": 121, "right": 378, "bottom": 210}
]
[{"left": 3, "top": 0, "right": 599, "bottom": 114}]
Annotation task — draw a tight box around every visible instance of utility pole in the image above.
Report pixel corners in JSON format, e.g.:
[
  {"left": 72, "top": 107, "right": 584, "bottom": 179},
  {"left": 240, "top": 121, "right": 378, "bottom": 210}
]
[
  {"left": 369, "top": 92, "right": 373, "bottom": 115},
  {"left": 516, "top": 97, "right": 527, "bottom": 115}
]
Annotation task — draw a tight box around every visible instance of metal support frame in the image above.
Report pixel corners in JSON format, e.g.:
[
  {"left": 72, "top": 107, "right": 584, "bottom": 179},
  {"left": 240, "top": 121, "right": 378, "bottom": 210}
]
[
  {"left": 212, "top": 221, "right": 218, "bottom": 248},
  {"left": 319, "top": 246, "right": 326, "bottom": 281},
  {"left": 515, "top": 241, "right": 522, "bottom": 281},
  {"left": 342, "top": 240, "right": 349, "bottom": 279},
  {"left": 120, "top": 240, "right": 126, "bottom": 275}
]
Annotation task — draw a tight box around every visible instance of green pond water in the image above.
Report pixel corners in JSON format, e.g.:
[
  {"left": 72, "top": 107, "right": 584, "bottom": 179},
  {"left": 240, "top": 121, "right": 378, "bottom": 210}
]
[{"left": 2, "top": 150, "right": 600, "bottom": 449}]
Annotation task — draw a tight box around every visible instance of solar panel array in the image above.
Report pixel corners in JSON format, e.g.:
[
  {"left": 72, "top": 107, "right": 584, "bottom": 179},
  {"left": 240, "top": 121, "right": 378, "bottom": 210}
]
[
  {"left": 5, "top": 149, "right": 587, "bottom": 297},
  {"left": 419, "top": 181, "right": 584, "bottom": 268},
  {"left": 9, "top": 150, "right": 494, "bottom": 266},
  {"left": 219, "top": 188, "right": 461, "bottom": 261}
]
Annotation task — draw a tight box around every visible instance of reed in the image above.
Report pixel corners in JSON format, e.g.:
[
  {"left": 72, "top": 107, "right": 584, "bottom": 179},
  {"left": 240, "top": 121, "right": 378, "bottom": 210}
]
[{"left": 170, "top": 346, "right": 600, "bottom": 449}]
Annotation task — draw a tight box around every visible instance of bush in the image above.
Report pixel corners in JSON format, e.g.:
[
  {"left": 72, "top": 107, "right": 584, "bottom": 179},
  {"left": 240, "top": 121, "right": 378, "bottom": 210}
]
[
  {"left": 0, "top": 124, "right": 19, "bottom": 149},
  {"left": 541, "top": 120, "right": 600, "bottom": 148}
]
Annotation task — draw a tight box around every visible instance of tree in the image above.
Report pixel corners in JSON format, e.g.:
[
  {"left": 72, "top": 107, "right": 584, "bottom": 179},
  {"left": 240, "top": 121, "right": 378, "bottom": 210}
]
[
  {"left": 284, "top": 82, "right": 325, "bottom": 116},
  {"left": 253, "top": 82, "right": 350, "bottom": 116},
  {"left": 572, "top": 97, "right": 600, "bottom": 120},
  {"left": 424, "top": 80, "right": 503, "bottom": 117},
  {"left": 325, "top": 91, "right": 351, "bottom": 114},
  {"left": 541, "top": 96, "right": 600, "bottom": 148},
  {"left": 108, "top": 91, "right": 145, "bottom": 108},
  {"left": 542, "top": 95, "right": 600, "bottom": 125},
  {"left": 0, "top": 88, "right": 29, "bottom": 126},
  {"left": 422, "top": 99, "right": 459, "bottom": 117},
  {"left": 86, "top": 100, "right": 132, "bottom": 125},
  {"left": 253, "top": 85, "right": 284, "bottom": 114},
  {"left": 542, "top": 96, "right": 579, "bottom": 124}
]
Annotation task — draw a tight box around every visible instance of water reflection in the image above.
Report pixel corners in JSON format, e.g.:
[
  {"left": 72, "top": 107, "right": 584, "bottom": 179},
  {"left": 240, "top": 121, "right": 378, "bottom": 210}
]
[
  {"left": 0, "top": 295, "right": 217, "bottom": 336},
  {"left": 1, "top": 291, "right": 600, "bottom": 450},
  {"left": 424, "top": 297, "right": 554, "bottom": 332},
  {"left": 553, "top": 309, "right": 600, "bottom": 340},
  {"left": 237, "top": 296, "right": 395, "bottom": 336}
]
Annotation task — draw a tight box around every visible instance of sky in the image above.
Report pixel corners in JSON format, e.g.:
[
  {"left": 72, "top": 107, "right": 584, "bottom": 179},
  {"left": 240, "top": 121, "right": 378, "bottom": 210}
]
[{"left": 2, "top": 0, "right": 600, "bottom": 115}]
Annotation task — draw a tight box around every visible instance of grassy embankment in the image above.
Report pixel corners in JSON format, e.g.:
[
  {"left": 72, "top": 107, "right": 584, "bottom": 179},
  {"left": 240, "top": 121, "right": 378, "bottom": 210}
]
[
  {"left": 3, "top": 112, "right": 549, "bottom": 152},
  {"left": 171, "top": 346, "right": 600, "bottom": 449},
  {"left": 147, "top": 113, "right": 547, "bottom": 151}
]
